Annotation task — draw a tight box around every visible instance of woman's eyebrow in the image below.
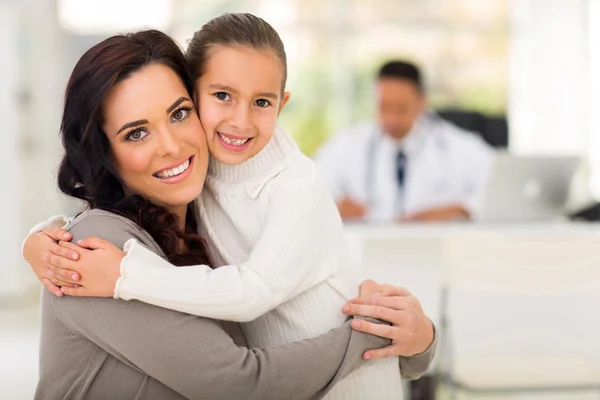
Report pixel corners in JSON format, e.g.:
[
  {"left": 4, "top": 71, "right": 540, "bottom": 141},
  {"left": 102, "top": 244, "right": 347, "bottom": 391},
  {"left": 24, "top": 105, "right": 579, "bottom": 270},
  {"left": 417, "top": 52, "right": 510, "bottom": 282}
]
[
  {"left": 117, "top": 119, "right": 148, "bottom": 135},
  {"left": 114, "top": 97, "right": 191, "bottom": 136},
  {"left": 166, "top": 97, "right": 191, "bottom": 114}
]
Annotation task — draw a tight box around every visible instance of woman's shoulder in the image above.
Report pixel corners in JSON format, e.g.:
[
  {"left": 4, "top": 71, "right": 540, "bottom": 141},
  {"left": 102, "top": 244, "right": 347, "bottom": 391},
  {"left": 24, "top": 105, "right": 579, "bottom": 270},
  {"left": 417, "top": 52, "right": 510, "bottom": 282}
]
[
  {"left": 68, "top": 208, "right": 139, "bottom": 233},
  {"left": 67, "top": 209, "right": 161, "bottom": 253}
]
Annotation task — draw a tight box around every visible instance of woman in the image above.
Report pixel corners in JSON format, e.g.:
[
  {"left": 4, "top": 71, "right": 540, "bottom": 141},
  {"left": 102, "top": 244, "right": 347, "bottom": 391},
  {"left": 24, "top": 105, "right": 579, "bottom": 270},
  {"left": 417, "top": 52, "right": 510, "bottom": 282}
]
[{"left": 28, "top": 30, "right": 432, "bottom": 399}]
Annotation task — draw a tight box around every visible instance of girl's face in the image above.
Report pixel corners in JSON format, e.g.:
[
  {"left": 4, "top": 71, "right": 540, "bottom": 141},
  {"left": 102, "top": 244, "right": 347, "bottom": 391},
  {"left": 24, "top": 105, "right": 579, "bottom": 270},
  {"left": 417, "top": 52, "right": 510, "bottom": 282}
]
[
  {"left": 102, "top": 63, "right": 209, "bottom": 217},
  {"left": 195, "top": 45, "right": 290, "bottom": 165}
]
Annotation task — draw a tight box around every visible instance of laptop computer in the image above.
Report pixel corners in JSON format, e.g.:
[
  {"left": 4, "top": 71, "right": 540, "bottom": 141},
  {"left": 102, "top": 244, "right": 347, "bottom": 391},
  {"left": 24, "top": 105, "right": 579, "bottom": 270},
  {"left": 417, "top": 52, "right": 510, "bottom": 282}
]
[{"left": 478, "top": 152, "right": 581, "bottom": 222}]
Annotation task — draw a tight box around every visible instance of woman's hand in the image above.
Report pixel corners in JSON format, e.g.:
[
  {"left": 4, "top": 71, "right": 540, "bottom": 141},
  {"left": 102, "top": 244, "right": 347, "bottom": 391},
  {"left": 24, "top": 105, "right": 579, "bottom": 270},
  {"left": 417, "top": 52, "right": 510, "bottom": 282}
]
[
  {"left": 22, "top": 227, "right": 81, "bottom": 297},
  {"left": 45, "top": 237, "right": 125, "bottom": 297},
  {"left": 342, "top": 280, "right": 434, "bottom": 359}
]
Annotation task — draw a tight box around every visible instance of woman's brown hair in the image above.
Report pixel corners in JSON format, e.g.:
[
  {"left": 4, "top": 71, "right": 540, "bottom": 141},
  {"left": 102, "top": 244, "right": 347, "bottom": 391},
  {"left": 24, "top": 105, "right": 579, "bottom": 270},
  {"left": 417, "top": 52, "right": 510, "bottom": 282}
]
[{"left": 58, "top": 29, "right": 211, "bottom": 267}]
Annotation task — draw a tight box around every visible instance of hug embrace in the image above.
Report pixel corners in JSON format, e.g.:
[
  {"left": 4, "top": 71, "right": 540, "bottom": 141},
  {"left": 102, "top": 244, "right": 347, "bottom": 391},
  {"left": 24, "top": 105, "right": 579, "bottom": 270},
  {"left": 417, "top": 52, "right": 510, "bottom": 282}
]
[{"left": 23, "top": 13, "right": 436, "bottom": 400}]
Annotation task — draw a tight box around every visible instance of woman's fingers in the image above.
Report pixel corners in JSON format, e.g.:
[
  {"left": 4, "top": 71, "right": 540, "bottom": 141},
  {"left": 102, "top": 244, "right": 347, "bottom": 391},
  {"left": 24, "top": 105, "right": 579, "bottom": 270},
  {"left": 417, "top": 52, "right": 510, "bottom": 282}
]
[
  {"left": 363, "top": 344, "right": 403, "bottom": 360},
  {"left": 351, "top": 318, "right": 397, "bottom": 340}
]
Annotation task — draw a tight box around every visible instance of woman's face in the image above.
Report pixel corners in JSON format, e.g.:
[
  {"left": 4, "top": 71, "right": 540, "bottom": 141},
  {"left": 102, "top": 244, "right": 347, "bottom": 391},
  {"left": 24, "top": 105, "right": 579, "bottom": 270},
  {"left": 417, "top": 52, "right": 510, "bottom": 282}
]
[{"left": 102, "top": 63, "right": 209, "bottom": 216}]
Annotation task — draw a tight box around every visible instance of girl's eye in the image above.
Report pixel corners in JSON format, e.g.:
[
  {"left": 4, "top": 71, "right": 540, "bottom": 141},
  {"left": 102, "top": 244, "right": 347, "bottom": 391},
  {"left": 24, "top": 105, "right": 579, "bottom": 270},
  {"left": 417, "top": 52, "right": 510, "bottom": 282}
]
[
  {"left": 215, "top": 92, "right": 231, "bottom": 101},
  {"left": 172, "top": 107, "right": 191, "bottom": 122},
  {"left": 255, "top": 99, "right": 271, "bottom": 108},
  {"left": 125, "top": 129, "right": 149, "bottom": 142}
]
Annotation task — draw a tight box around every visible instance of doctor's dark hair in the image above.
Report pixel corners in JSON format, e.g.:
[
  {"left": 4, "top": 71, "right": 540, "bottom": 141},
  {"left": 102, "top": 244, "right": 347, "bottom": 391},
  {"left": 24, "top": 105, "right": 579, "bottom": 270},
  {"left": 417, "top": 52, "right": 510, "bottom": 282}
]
[
  {"left": 378, "top": 60, "right": 423, "bottom": 93},
  {"left": 186, "top": 13, "right": 288, "bottom": 92},
  {"left": 57, "top": 29, "right": 212, "bottom": 267}
]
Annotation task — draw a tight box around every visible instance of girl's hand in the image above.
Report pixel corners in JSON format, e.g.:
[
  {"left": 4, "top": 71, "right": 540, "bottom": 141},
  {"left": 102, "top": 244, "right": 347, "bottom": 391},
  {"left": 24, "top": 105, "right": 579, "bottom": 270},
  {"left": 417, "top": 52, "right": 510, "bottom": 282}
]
[{"left": 45, "top": 237, "right": 125, "bottom": 298}]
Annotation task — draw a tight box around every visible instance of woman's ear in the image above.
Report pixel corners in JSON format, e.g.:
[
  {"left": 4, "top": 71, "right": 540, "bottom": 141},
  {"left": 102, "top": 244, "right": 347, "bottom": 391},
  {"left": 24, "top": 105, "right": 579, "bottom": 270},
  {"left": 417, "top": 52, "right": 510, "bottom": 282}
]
[{"left": 278, "top": 92, "right": 291, "bottom": 116}]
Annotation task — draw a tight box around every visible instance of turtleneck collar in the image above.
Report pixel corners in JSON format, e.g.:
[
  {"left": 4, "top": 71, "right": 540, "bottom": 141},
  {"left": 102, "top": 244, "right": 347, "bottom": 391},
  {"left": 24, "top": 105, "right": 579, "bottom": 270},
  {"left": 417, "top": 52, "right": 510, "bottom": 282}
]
[{"left": 207, "top": 126, "right": 299, "bottom": 185}]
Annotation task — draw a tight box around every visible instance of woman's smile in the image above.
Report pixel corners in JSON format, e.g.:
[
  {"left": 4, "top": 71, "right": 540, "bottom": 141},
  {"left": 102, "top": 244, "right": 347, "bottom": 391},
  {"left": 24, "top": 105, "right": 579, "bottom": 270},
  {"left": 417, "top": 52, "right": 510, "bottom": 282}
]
[{"left": 153, "top": 155, "right": 195, "bottom": 184}]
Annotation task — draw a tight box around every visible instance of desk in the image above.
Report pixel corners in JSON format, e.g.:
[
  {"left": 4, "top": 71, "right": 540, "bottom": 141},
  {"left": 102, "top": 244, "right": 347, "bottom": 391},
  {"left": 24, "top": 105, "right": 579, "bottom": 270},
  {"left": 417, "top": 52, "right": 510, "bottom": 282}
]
[{"left": 344, "top": 221, "right": 600, "bottom": 362}]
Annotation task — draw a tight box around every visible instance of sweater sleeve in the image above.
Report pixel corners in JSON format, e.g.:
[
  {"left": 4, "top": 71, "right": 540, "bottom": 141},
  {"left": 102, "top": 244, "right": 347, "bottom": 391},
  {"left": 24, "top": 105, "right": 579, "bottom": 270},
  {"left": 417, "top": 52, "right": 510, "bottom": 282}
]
[
  {"left": 399, "top": 326, "right": 438, "bottom": 380},
  {"left": 56, "top": 212, "right": 391, "bottom": 400},
  {"left": 27, "top": 214, "right": 72, "bottom": 235},
  {"left": 22, "top": 214, "right": 72, "bottom": 253},
  {"left": 117, "top": 178, "right": 350, "bottom": 322}
]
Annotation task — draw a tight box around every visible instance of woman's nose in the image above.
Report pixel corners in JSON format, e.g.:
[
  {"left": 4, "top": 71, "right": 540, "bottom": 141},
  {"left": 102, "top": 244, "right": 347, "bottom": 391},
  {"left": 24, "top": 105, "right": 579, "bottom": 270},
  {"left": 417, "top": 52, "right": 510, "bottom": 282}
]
[{"left": 156, "top": 129, "right": 181, "bottom": 157}]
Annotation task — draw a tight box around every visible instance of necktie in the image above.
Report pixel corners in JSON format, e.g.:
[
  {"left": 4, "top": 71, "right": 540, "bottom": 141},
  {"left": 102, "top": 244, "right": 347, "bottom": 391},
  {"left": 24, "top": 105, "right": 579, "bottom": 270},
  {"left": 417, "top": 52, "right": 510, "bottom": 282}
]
[{"left": 396, "top": 150, "right": 407, "bottom": 188}]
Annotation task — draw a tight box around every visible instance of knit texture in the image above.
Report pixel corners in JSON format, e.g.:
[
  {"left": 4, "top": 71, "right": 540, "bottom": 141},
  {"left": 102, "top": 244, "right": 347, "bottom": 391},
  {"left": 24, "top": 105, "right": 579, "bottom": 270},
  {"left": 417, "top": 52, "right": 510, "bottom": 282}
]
[{"left": 115, "top": 127, "right": 404, "bottom": 398}]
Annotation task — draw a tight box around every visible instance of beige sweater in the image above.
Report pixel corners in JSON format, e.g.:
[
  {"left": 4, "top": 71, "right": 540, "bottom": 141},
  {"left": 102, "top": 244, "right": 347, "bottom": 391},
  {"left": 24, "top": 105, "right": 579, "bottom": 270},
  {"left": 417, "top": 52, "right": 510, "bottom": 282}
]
[{"left": 35, "top": 209, "right": 406, "bottom": 400}]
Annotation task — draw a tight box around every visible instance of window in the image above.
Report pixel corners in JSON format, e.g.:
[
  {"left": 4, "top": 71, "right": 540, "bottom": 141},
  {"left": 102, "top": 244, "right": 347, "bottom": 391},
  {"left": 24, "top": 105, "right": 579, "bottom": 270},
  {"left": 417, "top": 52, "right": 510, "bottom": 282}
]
[{"left": 173, "top": 0, "right": 509, "bottom": 155}]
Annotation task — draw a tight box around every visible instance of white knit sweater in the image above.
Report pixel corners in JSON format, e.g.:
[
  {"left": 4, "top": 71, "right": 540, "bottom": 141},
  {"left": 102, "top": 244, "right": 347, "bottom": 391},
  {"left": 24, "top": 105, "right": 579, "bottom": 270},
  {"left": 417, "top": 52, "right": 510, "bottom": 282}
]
[
  {"left": 34, "top": 128, "right": 405, "bottom": 398},
  {"left": 116, "top": 128, "right": 403, "bottom": 398}
]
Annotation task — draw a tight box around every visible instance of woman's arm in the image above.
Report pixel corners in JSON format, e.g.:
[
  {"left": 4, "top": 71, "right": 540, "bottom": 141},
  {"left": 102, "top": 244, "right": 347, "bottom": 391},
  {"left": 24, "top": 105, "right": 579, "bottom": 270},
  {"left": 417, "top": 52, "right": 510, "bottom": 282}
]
[
  {"left": 399, "top": 333, "right": 437, "bottom": 380},
  {"left": 56, "top": 211, "right": 389, "bottom": 399}
]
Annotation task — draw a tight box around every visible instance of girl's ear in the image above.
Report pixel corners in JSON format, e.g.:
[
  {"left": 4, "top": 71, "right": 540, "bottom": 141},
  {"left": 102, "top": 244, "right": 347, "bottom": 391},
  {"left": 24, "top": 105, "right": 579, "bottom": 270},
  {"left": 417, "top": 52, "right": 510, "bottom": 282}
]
[{"left": 278, "top": 92, "right": 291, "bottom": 116}]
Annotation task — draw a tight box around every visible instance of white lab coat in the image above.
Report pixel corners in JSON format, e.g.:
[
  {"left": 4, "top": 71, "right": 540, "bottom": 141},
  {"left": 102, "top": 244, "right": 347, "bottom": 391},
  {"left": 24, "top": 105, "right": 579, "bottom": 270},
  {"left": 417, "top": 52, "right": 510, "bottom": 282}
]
[{"left": 314, "top": 113, "right": 494, "bottom": 222}]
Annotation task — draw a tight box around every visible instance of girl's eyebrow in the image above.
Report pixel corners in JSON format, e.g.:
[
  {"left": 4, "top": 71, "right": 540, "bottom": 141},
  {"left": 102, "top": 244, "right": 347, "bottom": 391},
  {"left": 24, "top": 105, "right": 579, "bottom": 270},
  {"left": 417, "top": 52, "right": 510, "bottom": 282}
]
[
  {"left": 208, "top": 84, "right": 278, "bottom": 100},
  {"left": 256, "top": 92, "right": 279, "bottom": 100}
]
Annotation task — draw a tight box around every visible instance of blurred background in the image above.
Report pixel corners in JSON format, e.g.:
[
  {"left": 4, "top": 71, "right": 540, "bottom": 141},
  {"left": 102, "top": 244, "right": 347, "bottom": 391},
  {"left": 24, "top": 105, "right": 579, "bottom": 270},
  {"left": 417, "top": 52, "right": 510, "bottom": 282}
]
[{"left": 2, "top": 0, "right": 600, "bottom": 399}]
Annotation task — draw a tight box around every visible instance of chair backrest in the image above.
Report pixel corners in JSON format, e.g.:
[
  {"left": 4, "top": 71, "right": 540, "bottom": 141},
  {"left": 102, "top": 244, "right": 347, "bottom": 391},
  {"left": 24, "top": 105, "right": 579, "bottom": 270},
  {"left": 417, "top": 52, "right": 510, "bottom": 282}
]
[{"left": 436, "top": 109, "right": 509, "bottom": 148}]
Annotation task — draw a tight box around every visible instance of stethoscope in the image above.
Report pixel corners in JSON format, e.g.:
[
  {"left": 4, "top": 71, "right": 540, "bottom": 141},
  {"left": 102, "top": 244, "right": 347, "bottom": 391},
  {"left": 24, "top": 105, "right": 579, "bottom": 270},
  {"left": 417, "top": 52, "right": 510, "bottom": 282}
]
[{"left": 364, "top": 113, "right": 450, "bottom": 207}]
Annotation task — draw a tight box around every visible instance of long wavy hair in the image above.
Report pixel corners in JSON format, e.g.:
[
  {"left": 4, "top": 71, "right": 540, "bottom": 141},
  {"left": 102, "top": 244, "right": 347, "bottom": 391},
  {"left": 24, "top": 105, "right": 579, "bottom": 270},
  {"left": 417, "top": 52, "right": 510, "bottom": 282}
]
[{"left": 57, "top": 29, "right": 212, "bottom": 267}]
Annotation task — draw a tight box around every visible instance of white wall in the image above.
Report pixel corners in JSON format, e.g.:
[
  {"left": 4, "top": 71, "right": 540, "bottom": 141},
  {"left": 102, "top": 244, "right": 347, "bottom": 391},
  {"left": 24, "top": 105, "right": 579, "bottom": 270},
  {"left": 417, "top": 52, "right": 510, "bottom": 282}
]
[
  {"left": 508, "top": 0, "right": 590, "bottom": 157},
  {"left": 0, "top": 5, "right": 22, "bottom": 296},
  {"left": 588, "top": 0, "right": 600, "bottom": 197},
  {"left": 18, "top": 0, "right": 68, "bottom": 229},
  {"left": 1, "top": 0, "right": 68, "bottom": 296}
]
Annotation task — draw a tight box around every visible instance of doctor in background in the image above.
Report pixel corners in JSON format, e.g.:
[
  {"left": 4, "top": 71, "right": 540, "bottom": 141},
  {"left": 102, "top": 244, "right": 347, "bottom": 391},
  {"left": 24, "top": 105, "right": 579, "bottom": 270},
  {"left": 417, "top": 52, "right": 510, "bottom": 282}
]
[{"left": 315, "top": 60, "right": 494, "bottom": 223}]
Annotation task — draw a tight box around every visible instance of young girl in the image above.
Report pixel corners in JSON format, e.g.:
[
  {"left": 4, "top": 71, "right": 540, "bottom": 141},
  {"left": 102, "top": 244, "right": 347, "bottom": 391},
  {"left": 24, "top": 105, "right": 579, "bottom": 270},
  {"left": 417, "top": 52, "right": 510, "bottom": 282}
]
[{"left": 27, "top": 13, "right": 405, "bottom": 398}]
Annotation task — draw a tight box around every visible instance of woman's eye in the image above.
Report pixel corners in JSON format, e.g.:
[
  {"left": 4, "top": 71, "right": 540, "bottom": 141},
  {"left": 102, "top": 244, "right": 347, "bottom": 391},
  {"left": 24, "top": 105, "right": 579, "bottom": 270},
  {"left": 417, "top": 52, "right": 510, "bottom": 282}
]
[
  {"left": 255, "top": 99, "right": 271, "bottom": 108},
  {"left": 215, "top": 92, "right": 230, "bottom": 101},
  {"left": 173, "top": 108, "right": 189, "bottom": 121},
  {"left": 126, "top": 129, "right": 148, "bottom": 142}
]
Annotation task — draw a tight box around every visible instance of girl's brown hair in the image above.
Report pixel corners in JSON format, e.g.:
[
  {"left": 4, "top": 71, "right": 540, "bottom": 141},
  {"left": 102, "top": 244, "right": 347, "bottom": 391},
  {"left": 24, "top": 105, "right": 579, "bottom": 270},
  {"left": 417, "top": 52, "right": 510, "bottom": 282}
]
[{"left": 186, "top": 13, "right": 288, "bottom": 92}]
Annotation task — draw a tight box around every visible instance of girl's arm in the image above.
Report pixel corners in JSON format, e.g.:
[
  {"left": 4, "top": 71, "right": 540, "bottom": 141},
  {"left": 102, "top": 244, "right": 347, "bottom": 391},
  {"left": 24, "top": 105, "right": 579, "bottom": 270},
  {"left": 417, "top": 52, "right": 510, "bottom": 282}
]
[
  {"left": 23, "top": 214, "right": 78, "bottom": 295},
  {"left": 56, "top": 178, "right": 353, "bottom": 322}
]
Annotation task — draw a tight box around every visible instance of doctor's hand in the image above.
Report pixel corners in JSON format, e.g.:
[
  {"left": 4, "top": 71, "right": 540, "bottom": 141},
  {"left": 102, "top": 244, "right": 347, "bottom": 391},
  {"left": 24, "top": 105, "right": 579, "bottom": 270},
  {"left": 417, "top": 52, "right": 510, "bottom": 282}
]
[
  {"left": 402, "top": 205, "right": 470, "bottom": 222},
  {"left": 336, "top": 196, "right": 367, "bottom": 220},
  {"left": 343, "top": 280, "right": 435, "bottom": 359}
]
